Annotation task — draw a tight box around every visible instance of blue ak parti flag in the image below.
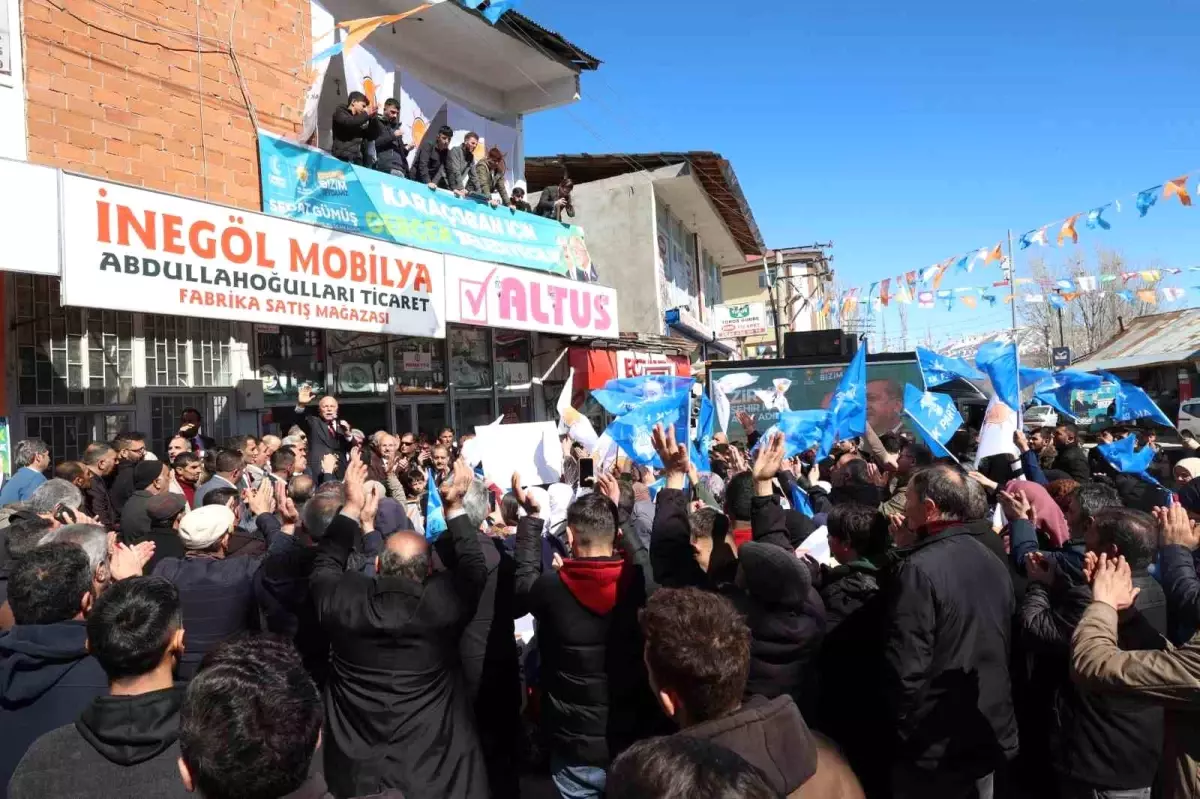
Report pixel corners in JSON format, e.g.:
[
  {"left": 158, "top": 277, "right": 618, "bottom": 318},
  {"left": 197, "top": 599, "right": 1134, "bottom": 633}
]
[
  {"left": 776, "top": 409, "right": 831, "bottom": 458},
  {"left": 424, "top": 466, "right": 447, "bottom": 541},
  {"left": 902, "top": 384, "right": 963, "bottom": 459},
  {"left": 817, "top": 342, "right": 868, "bottom": 460},
  {"left": 1098, "top": 435, "right": 1160, "bottom": 485},
  {"left": 591, "top": 375, "right": 693, "bottom": 416},
  {"left": 975, "top": 341, "right": 1053, "bottom": 412},
  {"left": 788, "top": 482, "right": 814, "bottom": 517},
  {"left": 916, "top": 346, "right": 985, "bottom": 389},
  {"left": 1100, "top": 372, "right": 1174, "bottom": 428},
  {"left": 1032, "top": 370, "right": 1105, "bottom": 421},
  {"left": 605, "top": 381, "right": 694, "bottom": 467},
  {"left": 689, "top": 392, "right": 715, "bottom": 473}
]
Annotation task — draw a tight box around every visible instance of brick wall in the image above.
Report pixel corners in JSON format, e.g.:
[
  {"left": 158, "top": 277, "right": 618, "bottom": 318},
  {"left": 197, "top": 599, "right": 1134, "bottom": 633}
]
[{"left": 22, "top": 0, "right": 309, "bottom": 210}]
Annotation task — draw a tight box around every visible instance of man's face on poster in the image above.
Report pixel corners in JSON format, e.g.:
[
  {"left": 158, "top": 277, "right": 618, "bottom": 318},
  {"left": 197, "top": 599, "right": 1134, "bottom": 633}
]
[{"left": 866, "top": 379, "right": 903, "bottom": 433}]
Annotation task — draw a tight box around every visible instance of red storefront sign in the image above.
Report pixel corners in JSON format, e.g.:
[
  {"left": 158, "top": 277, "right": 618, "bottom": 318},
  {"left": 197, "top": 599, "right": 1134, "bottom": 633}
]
[{"left": 568, "top": 347, "right": 691, "bottom": 406}]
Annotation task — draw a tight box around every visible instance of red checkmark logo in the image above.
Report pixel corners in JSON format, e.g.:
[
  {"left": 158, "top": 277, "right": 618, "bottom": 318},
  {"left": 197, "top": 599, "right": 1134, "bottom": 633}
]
[{"left": 459, "top": 268, "right": 497, "bottom": 322}]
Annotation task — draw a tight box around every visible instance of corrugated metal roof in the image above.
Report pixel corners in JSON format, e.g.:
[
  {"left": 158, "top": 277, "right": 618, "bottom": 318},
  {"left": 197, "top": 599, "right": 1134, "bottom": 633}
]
[
  {"left": 497, "top": 12, "right": 601, "bottom": 71},
  {"left": 525, "top": 152, "right": 765, "bottom": 255},
  {"left": 1071, "top": 309, "right": 1200, "bottom": 372}
]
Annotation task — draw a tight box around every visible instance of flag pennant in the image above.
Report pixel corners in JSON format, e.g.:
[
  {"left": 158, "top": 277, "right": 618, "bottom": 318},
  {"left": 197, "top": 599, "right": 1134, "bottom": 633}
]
[
  {"left": 1077, "top": 275, "right": 1098, "bottom": 292},
  {"left": 902, "top": 384, "right": 963, "bottom": 460},
  {"left": 955, "top": 254, "right": 973, "bottom": 273},
  {"left": 776, "top": 410, "right": 830, "bottom": 459},
  {"left": 961, "top": 295, "right": 977, "bottom": 309},
  {"left": 918, "top": 291, "right": 934, "bottom": 309},
  {"left": 1025, "top": 294, "right": 1045, "bottom": 303},
  {"left": 1100, "top": 274, "right": 1118, "bottom": 283},
  {"left": 982, "top": 294, "right": 997, "bottom": 307},
  {"left": 1101, "top": 371, "right": 1174, "bottom": 429},
  {"left": 984, "top": 243, "right": 1004, "bottom": 265},
  {"left": 1141, "top": 270, "right": 1162, "bottom": 282},
  {"left": 1056, "top": 279, "right": 1075, "bottom": 291},
  {"left": 920, "top": 265, "right": 940, "bottom": 284},
  {"left": 1163, "top": 287, "right": 1186, "bottom": 302},
  {"left": 1086, "top": 206, "right": 1111, "bottom": 230},
  {"left": 931, "top": 266, "right": 950, "bottom": 290},
  {"left": 936, "top": 289, "right": 952, "bottom": 299},
  {"left": 1164, "top": 175, "right": 1193, "bottom": 206},
  {"left": 1097, "top": 435, "right": 1158, "bottom": 485},
  {"left": 916, "top": 347, "right": 985, "bottom": 388},
  {"left": 905, "top": 270, "right": 918, "bottom": 287},
  {"left": 817, "top": 343, "right": 868, "bottom": 460},
  {"left": 1058, "top": 214, "right": 1081, "bottom": 246},
  {"left": 1048, "top": 294, "right": 1067, "bottom": 310},
  {"left": 1116, "top": 289, "right": 1135, "bottom": 303},
  {"left": 1019, "top": 228, "right": 1049, "bottom": 249},
  {"left": 1062, "top": 292, "right": 1080, "bottom": 302},
  {"left": 1136, "top": 289, "right": 1158, "bottom": 305},
  {"left": 880, "top": 278, "right": 891, "bottom": 307},
  {"left": 1136, "top": 187, "right": 1160, "bottom": 217},
  {"left": 424, "top": 466, "right": 447, "bottom": 541}
]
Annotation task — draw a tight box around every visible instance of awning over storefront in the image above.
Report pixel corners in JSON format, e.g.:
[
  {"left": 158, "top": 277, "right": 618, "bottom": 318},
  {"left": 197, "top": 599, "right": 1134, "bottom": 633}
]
[{"left": 665, "top": 307, "right": 735, "bottom": 356}]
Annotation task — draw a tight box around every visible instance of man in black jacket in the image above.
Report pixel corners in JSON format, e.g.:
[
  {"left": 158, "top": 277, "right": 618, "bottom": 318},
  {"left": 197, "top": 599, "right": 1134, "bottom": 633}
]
[
  {"left": 108, "top": 432, "right": 149, "bottom": 523},
  {"left": 0, "top": 544, "right": 111, "bottom": 790},
  {"left": 312, "top": 454, "right": 489, "bottom": 798},
  {"left": 413, "top": 124, "right": 454, "bottom": 190},
  {"left": 372, "top": 98, "right": 408, "bottom": 177},
  {"left": 81, "top": 442, "right": 118, "bottom": 528},
  {"left": 1020, "top": 507, "right": 1166, "bottom": 799},
  {"left": 650, "top": 429, "right": 825, "bottom": 705},
  {"left": 8, "top": 576, "right": 189, "bottom": 799},
  {"left": 513, "top": 471, "right": 660, "bottom": 798},
  {"left": 1052, "top": 422, "right": 1092, "bottom": 482},
  {"left": 886, "top": 463, "right": 1018, "bottom": 799},
  {"left": 118, "top": 460, "right": 173, "bottom": 544},
  {"left": 330, "top": 91, "right": 375, "bottom": 166}
]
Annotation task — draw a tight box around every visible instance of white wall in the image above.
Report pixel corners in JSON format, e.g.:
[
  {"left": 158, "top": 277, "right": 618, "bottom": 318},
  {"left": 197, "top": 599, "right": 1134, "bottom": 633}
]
[{"left": 0, "top": 0, "right": 28, "bottom": 161}]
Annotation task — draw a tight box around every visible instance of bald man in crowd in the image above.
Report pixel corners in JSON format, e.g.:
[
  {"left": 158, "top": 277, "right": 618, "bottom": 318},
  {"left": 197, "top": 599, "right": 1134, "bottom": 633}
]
[{"left": 311, "top": 454, "right": 489, "bottom": 798}]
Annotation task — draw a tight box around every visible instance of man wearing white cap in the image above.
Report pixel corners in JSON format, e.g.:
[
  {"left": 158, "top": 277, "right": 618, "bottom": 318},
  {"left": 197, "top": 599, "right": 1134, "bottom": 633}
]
[{"left": 152, "top": 482, "right": 302, "bottom": 679}]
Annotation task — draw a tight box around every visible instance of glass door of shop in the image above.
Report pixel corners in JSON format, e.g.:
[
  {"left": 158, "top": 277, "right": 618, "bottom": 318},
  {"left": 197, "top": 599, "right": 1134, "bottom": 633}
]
[{"left": 394, "top": 400, "right": 447, "bottom": 441}]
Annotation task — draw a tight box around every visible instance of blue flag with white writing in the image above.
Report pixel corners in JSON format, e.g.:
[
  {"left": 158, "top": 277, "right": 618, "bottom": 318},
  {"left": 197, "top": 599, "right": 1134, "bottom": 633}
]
[
  {"left": 917, "top": 346, "right": 985, "bottom": 388},
  {"left": 817, "top": 342, "right": 868, "bottom": 460},
  {"left": 975, "top": 341, "right": 1053, "bottom": 412},
  {"left": 606, "top": 388, "right": 691, "bottom": 467},
  {"left": 902, "top": 384, "right": 963, "bottom": 459},
  {"left": 1032, "top": 370, "right": 1105, "bottom": 421},
  {"left": 1100, "top": 372, "right": 1174, "bottom": 428},
  {"left": 1098, "top": 435, "right": 1159, "bottom": 485},
  {"left": 776, "top": 409, "right": 831, "bottom": 458},
  {"left": 424, "top": 466, "right": 447, "bottom": 541}
]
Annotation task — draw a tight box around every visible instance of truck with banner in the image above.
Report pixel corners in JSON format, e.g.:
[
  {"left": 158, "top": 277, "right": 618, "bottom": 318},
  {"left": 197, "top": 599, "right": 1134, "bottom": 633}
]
[{"left": 709, "top": 352, "right": 926, "bottom": 443}]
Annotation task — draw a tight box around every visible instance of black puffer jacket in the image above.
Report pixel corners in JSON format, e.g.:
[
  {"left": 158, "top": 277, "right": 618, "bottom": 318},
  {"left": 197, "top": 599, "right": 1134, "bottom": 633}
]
[
  {"left": 514, "top": 515, "right": 664, "bottom": 767},
  {"left": 330, "top": 105, "right": 374, "bottom": 164},
  {"left": 818, "top": 561, "right": 880, "bottom": 631},
  {"left": 884, "top": 520, "right": 1018, "bottom": 780},
  {"left": 1021, "top": 572, "right": 1167, "bottom": 790},
  {"left": 372, "top": 115, "right": 408, "bottom": 177}
]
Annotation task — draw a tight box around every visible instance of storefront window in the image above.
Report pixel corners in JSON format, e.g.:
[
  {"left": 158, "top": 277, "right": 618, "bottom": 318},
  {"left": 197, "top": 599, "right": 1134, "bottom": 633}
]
[
  {"left": 494, "top": 331, "right": 531, "bottom": 390},
  {"left": 392, "top": 337, "right": 446, "bottom": 394},
  {"left": 498, "top": 394, "right": 531, "bottom": 424},
  {"left": 14, "top": 275, "right": 133, "bottom": 406},
  {"left": 449, "top": 326, "right": 492, "bottom": 390},
  {"left": 327, "top": 331, "right": 387, "bottom": 397},
  {"left": 454, "top": 394, "right": 493, "bottom": 433},
  {"left": 257, "top": 325, "right": 324, "bottom": 405},
  {"left": 144, "top": 315, "right": 232, "bottom": 388}
]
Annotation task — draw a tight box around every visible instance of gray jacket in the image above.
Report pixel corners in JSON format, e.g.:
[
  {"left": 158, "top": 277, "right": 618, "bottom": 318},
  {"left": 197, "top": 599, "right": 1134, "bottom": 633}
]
[{"left": 446, "top": 144, "right": 480, "bottom": 193}]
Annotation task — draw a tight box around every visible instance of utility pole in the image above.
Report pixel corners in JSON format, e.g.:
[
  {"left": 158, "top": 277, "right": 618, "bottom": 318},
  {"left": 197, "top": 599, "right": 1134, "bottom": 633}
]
[{"left": 770, "top": 253, "right": 784, "bottom": 358}]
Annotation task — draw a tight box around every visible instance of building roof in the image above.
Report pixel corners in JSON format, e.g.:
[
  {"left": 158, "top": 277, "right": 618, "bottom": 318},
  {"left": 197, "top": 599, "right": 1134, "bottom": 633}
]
[
  {"left": 497, "top": 13, "right": 601, "bottom": 71},
  {"left": 525, "top": 152, "right": 766, "bottom": 255},
  {"left": 1071, "top": 309, "right": 1200, "bottom": 372}
]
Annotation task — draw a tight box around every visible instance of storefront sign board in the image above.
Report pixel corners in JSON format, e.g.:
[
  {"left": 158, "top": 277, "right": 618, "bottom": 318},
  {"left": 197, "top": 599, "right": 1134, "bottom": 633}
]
[
  {"left": 60, "top": 173, "right": 446, "bottom": 338},
  {"left": 443, "top": 255, "right": 619, "bottom": 338},
  {"left": 713, "top": 301, "right": 769, "bottom": 339}
]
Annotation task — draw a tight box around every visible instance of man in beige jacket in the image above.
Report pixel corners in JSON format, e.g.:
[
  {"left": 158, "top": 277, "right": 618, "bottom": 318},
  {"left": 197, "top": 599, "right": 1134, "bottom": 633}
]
[{"left": 1072, "top": 506, "right": 1200, "bottom": 799}]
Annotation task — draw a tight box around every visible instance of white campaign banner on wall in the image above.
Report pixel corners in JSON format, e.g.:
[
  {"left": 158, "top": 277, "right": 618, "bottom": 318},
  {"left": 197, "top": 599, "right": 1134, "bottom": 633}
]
[
  {"left": 443, "top": 255, "right": 619, "bottom": 338},
  {"left": 59, "top": 173, "right": 446, "bottom": 338},
  {"left": 342, "top": 42, "right": 396, "bottom": 112},
  {"left": 0, "top": 158, "right": 60, "bottom": 275},
  {"left": 299, "top": 0, "right": 335, "bottom": 143}
]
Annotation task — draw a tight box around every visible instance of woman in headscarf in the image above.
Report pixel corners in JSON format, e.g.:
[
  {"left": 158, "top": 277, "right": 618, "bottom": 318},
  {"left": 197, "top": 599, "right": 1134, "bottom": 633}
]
[
  {"left": 1003, "top": 478, "right": 1071, "bottom": 550},
  {"left": 1175, "top": 457, "right": 1200, "bottom": 488}
]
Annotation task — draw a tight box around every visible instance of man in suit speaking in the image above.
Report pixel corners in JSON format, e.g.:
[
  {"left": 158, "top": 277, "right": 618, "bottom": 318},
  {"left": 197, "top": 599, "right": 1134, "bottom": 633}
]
[{"left": 289, "top": 385, "right": 355, "bottom": 478}]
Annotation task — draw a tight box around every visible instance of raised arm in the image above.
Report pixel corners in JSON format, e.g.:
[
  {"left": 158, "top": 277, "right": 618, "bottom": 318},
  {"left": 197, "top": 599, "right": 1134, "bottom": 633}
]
[
  {"left": 749, "top": 431, "right": 798, "bottom": 552},
  {"left": 648, "top": 424, "right": 706, "bottom": 589}
]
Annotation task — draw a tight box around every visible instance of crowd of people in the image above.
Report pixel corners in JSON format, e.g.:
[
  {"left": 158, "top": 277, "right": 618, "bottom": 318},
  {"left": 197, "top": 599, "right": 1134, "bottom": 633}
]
[
  {"left": 3, "top": 386, "right": 1200, "bottom": 799},
  {"left": 327, "top": 94, "right": 575, "bottom": 220}
]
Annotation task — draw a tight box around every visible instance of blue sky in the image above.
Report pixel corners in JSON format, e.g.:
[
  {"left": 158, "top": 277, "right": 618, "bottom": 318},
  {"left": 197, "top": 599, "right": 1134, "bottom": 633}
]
[{"left": 518, "top": 0, "right": 1200, "bottom": 344}]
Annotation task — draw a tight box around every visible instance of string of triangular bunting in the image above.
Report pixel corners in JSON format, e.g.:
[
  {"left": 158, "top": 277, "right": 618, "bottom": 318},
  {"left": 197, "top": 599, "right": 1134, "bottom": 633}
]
[{"left": 829, "top": 169, "right": 1197, "bottom": 318}]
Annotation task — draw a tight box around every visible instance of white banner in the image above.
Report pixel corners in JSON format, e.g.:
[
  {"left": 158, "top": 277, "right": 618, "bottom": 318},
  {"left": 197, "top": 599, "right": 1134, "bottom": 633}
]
[
  {"left": 0, "top": 159, "right": 59, "bottom": 275},
  {"left": 473, "top": 420, "right": 563, "bottom": 487},
  {"left": 342, "top": 42, "right": 396, "bottom": 112},
  {"left": 299, "top": 0, "right": 335, "bottom": 143},
  {"left": 60, "top": 173, "right": 446, "bottom": 338},
  {"left": 714, "top": 301, "right": 769, "bottom": 339},
  {"left": 443, "top": 255, "right": 618, "bottom": 338}
]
